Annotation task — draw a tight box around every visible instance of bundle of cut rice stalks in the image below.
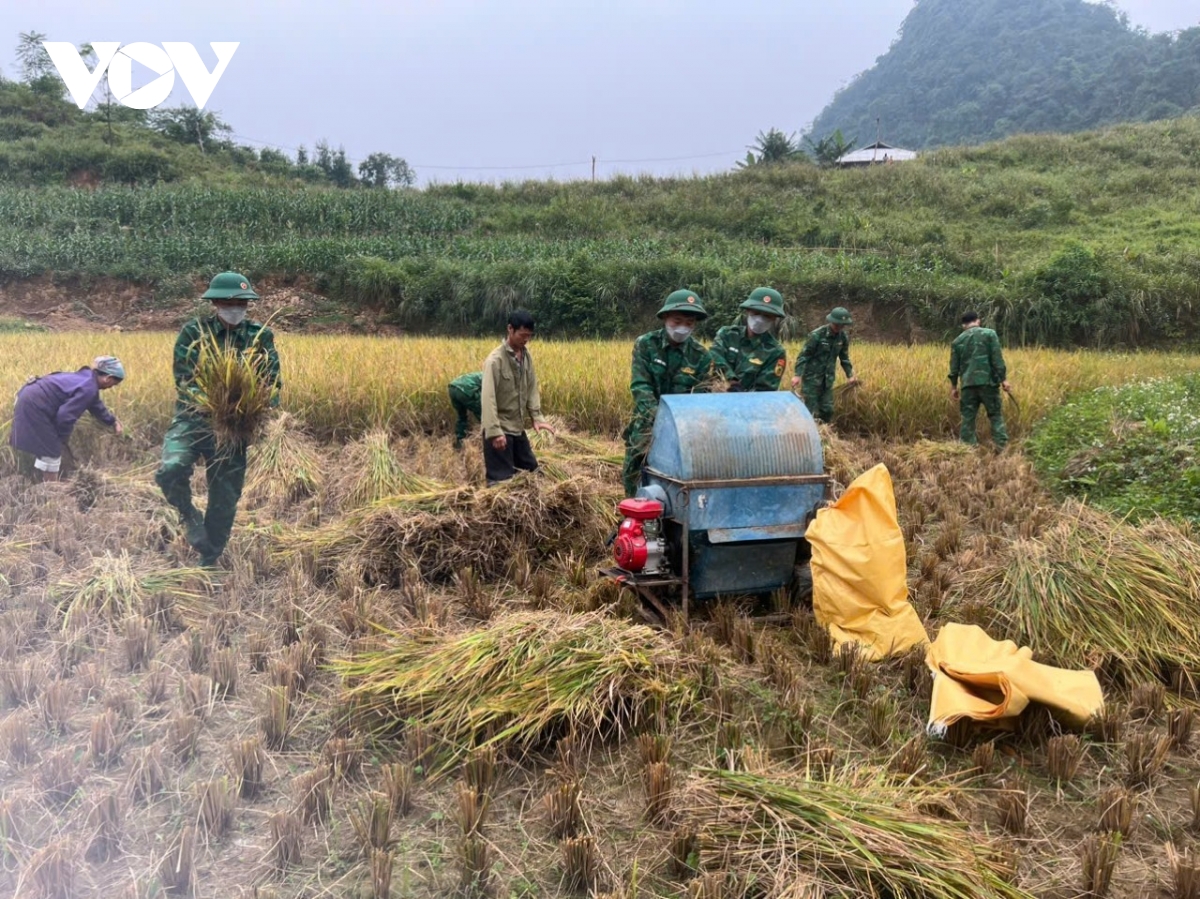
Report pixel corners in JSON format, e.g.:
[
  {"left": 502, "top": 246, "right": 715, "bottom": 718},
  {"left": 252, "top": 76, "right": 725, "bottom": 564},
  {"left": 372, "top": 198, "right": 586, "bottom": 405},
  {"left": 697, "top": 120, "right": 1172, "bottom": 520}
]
[
  {"left": 962, "top": 500, "right": 1200, "bottom": 682},
  {"left": 243, "top": 412, "right": 324, "bottom": 514},
  {"left": 333, "top": 609, "right": 698, "bottom": 774},
  {"left": 529, "top": 420, "right": 624, "bottom": 482},
  {"left": 53, "top": 550, "right": 213, "bottom": 632},
  {"left": 280, "top": 474, "right": 617, "bottom": 585},
  {"left": 325, "top": 429, "right": 445, "bottom": 511},
  {"left": 686, "top": 766, "right": 1030, "bottom": 899},
  {"left": 187, "top": 327, "right": 279, "bottom": 450}
]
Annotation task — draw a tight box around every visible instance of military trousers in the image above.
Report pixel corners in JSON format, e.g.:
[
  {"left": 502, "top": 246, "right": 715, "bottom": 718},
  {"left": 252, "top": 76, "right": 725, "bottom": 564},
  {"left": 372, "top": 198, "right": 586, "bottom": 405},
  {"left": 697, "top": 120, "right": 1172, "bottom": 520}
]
[
  {"left": 447, "top": 384, "right": 482, "bottom": 445},
  {"left": 154, "top": 413, "right": 247, "bottom": 562},
  {"left": 959, "top": 385, "right": 1008, "bottom": 449},
  {"left": 801, "top": 380, "right": 836, "bottom": 424},
  {"left": 621, "top": 412, "right": 655, "bottom": 497}
]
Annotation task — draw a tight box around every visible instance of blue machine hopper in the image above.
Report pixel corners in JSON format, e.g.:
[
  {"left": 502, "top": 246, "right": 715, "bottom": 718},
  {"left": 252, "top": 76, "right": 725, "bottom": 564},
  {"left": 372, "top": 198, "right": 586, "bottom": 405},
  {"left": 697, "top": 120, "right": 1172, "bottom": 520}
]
[{"left": 635, "top": 392, "right": 828, "bottom": 607}]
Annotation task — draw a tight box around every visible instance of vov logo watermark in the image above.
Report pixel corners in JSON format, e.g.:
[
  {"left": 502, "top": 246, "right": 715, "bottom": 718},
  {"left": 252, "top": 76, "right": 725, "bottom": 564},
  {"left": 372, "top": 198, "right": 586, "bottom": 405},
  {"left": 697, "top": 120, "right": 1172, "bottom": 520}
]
[{"left": 42, "top": 42, "right": 239, "bottom": 110}]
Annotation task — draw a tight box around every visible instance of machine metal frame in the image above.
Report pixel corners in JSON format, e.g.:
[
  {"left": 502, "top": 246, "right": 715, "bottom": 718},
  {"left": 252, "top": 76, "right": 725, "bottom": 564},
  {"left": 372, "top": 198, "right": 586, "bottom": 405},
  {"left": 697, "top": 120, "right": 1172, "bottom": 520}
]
[{"left": 605, "top": 467, "right": 831, "bottom": 621}]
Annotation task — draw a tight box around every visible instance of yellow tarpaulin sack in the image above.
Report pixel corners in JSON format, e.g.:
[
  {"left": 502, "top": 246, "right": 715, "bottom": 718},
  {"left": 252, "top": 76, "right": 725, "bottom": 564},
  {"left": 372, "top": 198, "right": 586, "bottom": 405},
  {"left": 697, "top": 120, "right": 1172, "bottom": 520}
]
[
  {"left": 925, "top": 622, "right": 1104, "bottom": 736},
  {"left": 806, "top": 463, "right": 929, "bottom": 661}
]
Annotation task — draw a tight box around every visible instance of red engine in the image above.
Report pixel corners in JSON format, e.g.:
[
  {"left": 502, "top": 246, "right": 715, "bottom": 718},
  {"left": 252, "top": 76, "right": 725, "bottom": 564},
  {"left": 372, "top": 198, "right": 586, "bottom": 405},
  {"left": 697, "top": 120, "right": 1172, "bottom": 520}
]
[{"left": 613, "top": 498, "right": 666, "bottom": 574}]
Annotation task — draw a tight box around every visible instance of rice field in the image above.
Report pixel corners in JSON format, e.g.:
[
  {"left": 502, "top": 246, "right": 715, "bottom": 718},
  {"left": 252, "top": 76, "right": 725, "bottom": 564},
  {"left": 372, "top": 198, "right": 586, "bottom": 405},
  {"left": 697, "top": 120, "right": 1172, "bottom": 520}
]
[
  {"left": 4, "top": 333, "right": 1200, "bottom": 898},
  {"left": 3, "top": 332, "right": 1200, "bottom": 449}
]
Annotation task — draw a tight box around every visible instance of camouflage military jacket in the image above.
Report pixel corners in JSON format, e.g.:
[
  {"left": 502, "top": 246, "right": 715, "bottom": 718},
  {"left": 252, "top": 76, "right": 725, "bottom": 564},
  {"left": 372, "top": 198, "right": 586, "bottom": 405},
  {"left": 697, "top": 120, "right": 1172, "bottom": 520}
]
[
  {"left": 795, "top": 324, "right": 853, "bottom": 383},
  {"left": 949, "top": 326, "right": 1007, "bottom": 388},
  {"left": 449, "top": 372, "right": 483, "bottom": 402},
  {"left": 709, "top": 325, "right": 786, "bottom": 391},
  {"left": 630, "top": 329, "right": 713, "bottom": 418},
  {"left": 172, "top": 314, "right": 282, "bottom": 413}
]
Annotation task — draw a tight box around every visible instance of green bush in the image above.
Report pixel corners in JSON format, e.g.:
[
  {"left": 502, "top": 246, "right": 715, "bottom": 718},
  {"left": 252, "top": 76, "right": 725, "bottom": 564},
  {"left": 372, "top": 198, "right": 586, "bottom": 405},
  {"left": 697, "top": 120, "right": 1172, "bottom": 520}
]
[{"left": 1027, "top": 374, "right": 1200, "bottom": 523}]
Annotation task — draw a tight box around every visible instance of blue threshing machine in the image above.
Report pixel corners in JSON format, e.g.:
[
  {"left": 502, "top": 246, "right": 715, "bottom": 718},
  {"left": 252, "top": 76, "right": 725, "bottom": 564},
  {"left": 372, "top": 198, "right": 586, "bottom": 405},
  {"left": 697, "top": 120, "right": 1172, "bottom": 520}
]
[{"left": 602, "top": 392, "right": 830, "bottom": 618}]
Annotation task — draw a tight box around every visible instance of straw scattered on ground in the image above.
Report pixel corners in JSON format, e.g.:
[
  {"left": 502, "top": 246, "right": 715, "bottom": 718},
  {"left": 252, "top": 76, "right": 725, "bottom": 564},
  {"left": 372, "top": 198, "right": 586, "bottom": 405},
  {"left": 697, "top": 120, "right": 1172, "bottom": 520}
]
[
  {"left": 333, "top": 609, "right": 699, "bottom": 773},
  {"left": 686, "top": 765, "right": 1031, "bottom": 899}
]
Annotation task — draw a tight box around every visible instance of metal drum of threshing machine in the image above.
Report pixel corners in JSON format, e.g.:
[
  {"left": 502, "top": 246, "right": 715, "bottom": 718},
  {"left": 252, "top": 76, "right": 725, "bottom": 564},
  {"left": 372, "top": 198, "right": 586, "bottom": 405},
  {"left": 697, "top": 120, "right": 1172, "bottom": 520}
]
[{"left": 634, "top": 392, "right": 828, "bottom": 600}]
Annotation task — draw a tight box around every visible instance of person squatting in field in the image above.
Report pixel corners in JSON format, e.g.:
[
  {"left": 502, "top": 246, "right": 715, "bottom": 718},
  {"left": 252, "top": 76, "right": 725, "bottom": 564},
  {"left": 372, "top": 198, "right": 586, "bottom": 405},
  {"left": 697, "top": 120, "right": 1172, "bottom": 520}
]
[
  {"left": 949, "top": 310, "right": 1011, "bottom": 449},
  {"left": 480, "top": 310, "right": 554, "bottom": 486},
  {"left": 622, "top": 289, "right": 714, "bottom": 497},
  {"left": 155, "top": 272, "right": 281, "bottom": 567},
  {"left": 447, "top": 371, "right": 483, "bottom": 449},
  {"left": 709, "top": 287, "right": 788, "bottom": 392},
  {"left": 10, "top": 355, "right": 126, "bottom": 481},
  {"left": 792, "top": 306, "right": 858, "bottom": 424}
]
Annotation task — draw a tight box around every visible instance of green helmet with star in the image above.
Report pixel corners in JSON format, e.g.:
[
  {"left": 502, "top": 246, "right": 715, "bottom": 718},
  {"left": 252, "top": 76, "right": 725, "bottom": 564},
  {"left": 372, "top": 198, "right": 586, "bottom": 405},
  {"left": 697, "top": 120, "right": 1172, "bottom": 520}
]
[
  {"left": 826, "top": 306, "right": 853, "bottom": 325},
  {"left": 202, "top": 271, "right": 260, "bottom": 301},
  {"left": 656, "top": 289, "right": 708, "bottom": 320},
  {"left": 740, "top": 287, "right": 785, "bottom": 317}
]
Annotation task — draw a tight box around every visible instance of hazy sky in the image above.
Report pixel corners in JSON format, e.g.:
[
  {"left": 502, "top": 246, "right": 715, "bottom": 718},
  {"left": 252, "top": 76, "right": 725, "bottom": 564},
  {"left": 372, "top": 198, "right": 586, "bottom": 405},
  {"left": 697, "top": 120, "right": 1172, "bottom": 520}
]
[{"left": 4, "top": 1, "right": 1197, "bottom": 184}]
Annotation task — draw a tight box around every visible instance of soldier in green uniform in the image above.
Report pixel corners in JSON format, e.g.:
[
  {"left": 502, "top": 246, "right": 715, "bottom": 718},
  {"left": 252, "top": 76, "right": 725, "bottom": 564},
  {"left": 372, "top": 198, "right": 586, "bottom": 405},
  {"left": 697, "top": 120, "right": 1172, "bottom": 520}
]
[
  {"left": 155, "top": 272, "right": 281, "bottom": 567},
  {"left": 709, "top": 287, "right": 788, "bottom": 392},
  {"left": 948, "top": 311, "right": 1011, "bottom": 449},
  {"left": 791, "top": 306, "right": 858, "bottom": 423},
  {"left": 621, "top": 289, "right": 714, "bottom": 497},
  {"left": 447, "top": 371, "right": 483, "bottom": 448}
]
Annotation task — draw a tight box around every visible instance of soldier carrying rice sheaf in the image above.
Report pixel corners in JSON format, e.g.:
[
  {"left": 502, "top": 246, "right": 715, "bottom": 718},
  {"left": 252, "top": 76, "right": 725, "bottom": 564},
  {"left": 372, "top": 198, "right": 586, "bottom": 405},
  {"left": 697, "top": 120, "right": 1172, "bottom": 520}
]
[
  {"left": 621, "top": 289, "right": 714, "bottom": 497},
  {"left": 155, "top": 271, "right": 281, "bottom": 567}
]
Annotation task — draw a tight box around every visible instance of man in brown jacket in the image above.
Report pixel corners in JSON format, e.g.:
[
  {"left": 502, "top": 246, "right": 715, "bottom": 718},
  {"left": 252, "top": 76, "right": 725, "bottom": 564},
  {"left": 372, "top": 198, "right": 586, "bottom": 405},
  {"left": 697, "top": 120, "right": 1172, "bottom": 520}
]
[{"left": 480, "top": 310, "right": 555, "bottom": 485}]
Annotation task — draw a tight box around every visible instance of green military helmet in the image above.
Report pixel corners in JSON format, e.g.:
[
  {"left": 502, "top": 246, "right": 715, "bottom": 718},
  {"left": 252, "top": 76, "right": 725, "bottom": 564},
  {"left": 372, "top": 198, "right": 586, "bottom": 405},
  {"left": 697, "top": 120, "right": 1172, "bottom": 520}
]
[
  {"left": 740, "top": 287, "right": 785, "bottom": 317},
  {"left": 202, "top": 271, "right": 260, "bottom": 301},
  {"left": 826, "top": 306, "right": 853, "bottom": 325},
  {"left": 656, "top": 289, "right": 708, "bottom": 321}
]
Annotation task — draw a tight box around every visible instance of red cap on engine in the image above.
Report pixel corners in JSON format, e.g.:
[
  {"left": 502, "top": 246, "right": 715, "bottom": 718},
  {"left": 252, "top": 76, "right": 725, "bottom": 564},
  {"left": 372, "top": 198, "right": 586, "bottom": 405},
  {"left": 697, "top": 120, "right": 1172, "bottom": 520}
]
[{"left": 617, "top": 498, "right": 663, "bottom": 520}]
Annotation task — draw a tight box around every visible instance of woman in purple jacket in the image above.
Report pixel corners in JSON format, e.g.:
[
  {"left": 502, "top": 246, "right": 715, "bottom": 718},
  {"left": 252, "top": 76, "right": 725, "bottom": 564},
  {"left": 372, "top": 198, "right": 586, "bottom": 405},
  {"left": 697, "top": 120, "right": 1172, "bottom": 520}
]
[{"left": 11, "top": 355, "right": 126, "bottom": 481}]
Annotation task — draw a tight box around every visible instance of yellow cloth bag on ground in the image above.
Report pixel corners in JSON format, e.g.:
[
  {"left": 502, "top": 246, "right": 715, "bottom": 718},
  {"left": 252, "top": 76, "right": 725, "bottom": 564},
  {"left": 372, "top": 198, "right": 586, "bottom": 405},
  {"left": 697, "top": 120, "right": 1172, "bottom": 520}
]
[
  {"left": 807, "top": 463, "right": 928, "bottom": 661},
  {"left": 925, "top": 622, "right": 1104, "bottom": 736}
]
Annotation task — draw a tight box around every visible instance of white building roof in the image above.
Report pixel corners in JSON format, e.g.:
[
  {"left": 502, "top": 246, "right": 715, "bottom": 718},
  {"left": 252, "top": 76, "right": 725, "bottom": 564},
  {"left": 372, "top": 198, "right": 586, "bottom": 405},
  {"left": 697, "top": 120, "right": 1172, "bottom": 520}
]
[{"left": 837, "top": 141, "right": 918, "bottom": 165}]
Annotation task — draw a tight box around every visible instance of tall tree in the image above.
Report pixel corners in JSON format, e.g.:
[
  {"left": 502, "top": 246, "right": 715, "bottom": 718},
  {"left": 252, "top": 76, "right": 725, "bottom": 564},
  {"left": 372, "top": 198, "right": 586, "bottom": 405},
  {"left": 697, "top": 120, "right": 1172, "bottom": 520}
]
[
  {"left": 15, "top": 30, "right": 54, "bottom": 82},
  {"left": 358, "top": 152, "right": 415, "bottom": 188},
  {"left": 738, "top": 128, "right": 801, "bottom": 167},
  {"left": 150, "top": 106, "right": 232, "bottom": 154},
  {"left": 804, "top": 129, "right": 857, "bottom": 167}
]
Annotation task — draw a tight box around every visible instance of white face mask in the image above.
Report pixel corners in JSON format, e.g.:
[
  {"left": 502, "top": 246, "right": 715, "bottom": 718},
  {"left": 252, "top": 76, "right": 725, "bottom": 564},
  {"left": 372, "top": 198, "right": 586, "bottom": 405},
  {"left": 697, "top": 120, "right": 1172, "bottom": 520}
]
[
  {"left": 665, "top": 324, "right": 694, "bottom": 344},
  {"left": 746, "top": 314, "right": 773, "bottom": 335},
  {"left": 216, "top": 306, "right": 247, "bottom": 326}
]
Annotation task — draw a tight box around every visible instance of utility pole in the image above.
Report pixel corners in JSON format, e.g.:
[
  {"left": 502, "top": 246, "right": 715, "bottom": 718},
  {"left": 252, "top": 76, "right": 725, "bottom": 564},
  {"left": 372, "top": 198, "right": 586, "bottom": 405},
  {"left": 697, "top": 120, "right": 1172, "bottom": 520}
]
[{"left": 591, "top": 156, "right": 596, "bottom": 182}]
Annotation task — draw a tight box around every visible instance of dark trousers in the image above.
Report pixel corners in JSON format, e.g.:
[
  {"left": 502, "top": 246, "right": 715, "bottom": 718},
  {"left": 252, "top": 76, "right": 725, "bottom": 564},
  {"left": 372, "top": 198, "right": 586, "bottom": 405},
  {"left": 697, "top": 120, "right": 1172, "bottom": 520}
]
[
  {"left": 155, "top": 413, "right": 247, "bottom": 561},
  {"left": 483, "top": 432, "right": 538, "bottom": 486}
]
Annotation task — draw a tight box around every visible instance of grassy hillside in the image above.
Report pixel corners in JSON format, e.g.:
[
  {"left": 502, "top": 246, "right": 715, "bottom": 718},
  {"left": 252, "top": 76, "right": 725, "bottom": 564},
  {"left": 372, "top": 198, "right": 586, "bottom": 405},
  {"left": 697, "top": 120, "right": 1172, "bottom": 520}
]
[{"left": 2, "top": 116, "right": 1200, "bottom": 345}]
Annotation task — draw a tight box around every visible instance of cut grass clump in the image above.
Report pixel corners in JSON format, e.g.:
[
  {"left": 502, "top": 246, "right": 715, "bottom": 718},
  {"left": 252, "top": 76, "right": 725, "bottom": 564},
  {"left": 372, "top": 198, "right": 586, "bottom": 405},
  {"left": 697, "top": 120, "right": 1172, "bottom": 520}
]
[
  {"left": 330, "top": 429, "right": 443, "bottom": 510},
  {"left": 54, "top": 553, "right": 211, "bottom": 633},
  {"left": 334, "top": 610, "right": 696, "bottom": 774},
  {"left": 284, "top": 476, "right": 615, "bottom": 585},
  {"left": 687, "top": 766, "right": 1031, "bottom": 899},
  {"left": 243, "top": 412, "right": 322, "bottom": 512},
  {"left": 963, "top": 502, "right": 1200, "bottom": 682}
]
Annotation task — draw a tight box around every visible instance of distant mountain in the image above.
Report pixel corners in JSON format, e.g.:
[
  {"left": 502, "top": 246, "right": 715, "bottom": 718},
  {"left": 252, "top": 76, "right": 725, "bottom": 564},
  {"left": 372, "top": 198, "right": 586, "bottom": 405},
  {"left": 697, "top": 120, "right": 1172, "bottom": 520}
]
[{"left": 808, "top": 0, "right": 1200, "bottom": 150}]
